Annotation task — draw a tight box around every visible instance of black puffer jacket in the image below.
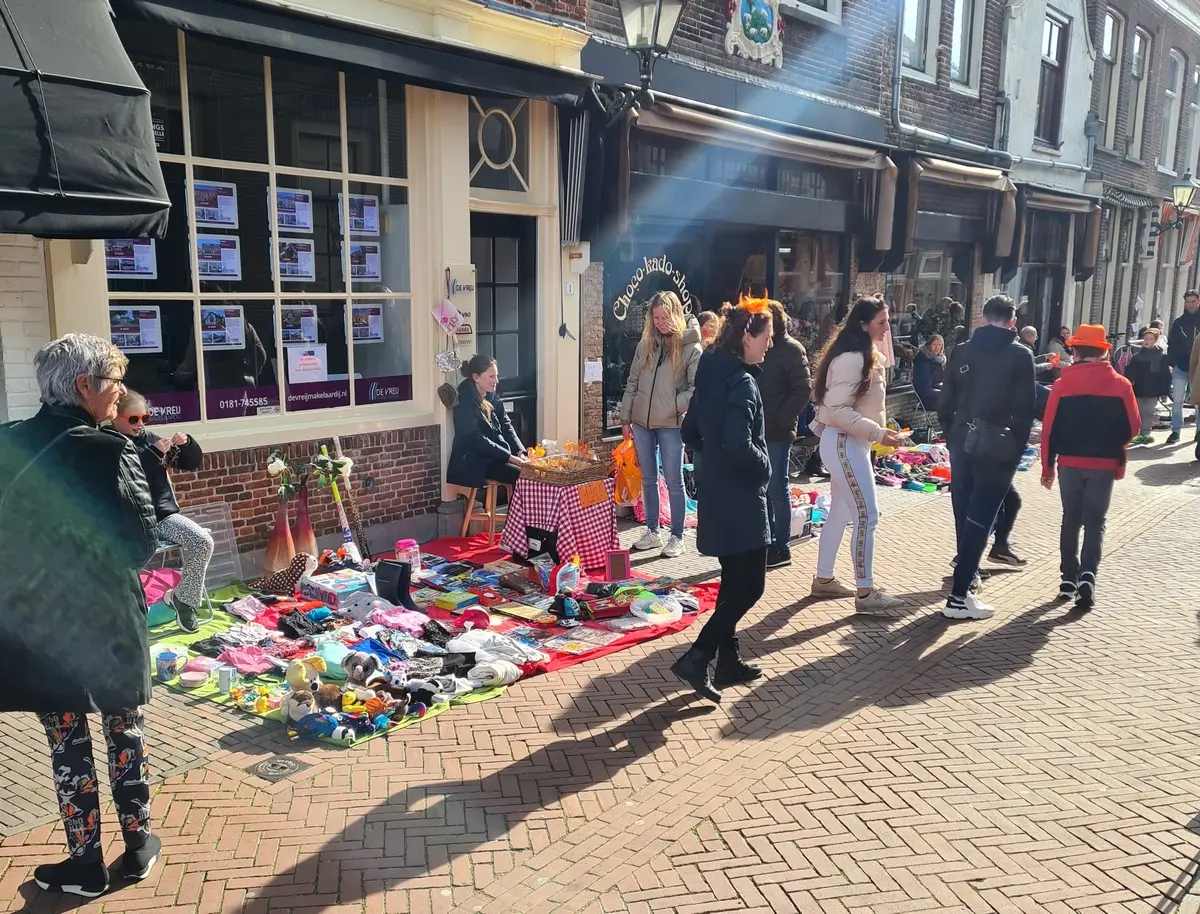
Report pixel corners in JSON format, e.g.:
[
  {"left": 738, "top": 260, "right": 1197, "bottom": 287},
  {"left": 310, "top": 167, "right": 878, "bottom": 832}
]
[
  {"left": 0, "top": 405, "right": 158, "bottom": 713},
  {"left": 1125, "top": 344, "right": 1173, "bottom": 398},
  {"left": 130, "top": 431, "right": 203, "bottom": 521},
  {"left": 446, "top": 378, "right": 524, "bottom": 489},
  {"left": 681, "top": 348, "right": 771, "bottom": 557},
  {"left": 757, "top": 332, "right": 812, "bottom": 443}
]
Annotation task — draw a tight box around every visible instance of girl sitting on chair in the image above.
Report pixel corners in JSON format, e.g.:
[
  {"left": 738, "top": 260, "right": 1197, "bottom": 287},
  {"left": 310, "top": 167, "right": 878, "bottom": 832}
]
[
  {"left": 447, "top": 354, "right": 527, "bottom": 489},
  {"left": 113, "top": 390, "right": 212, "bottom": 633}
]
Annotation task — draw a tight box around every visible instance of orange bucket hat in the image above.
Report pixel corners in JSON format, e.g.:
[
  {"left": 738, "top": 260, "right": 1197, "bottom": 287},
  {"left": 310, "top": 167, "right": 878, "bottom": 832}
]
[{"left": 1066, "top": 323, "right": 1111, "bottom": 352}]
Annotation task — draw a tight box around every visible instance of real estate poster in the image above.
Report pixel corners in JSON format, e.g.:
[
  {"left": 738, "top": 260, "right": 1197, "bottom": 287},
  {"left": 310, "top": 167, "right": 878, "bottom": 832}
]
[
  {"left": 275, "top": 188, "right": 313, "bottom": 233},
  {"left": 193, "top": 181, "right": 239, "bottom": 228},
  {"left": 340, "top": 193, "right": 380, "bottom": 235},
  {"left": 348, "top": 241, "right": 381, "bottom": 280},
  {"left": 286, "top": 344, "right": 328, "bottom": 384},
  {"left": 105, "top": 238, "right": 157, "bottom": 280},
  {"left": 351, "top": 304, "right": 384, "bottom": 343},
  {"left": 200, "top": 305, "right": 246, "bottom": 350},
  {"left": 277, "top": 238, "right": 316, "bottom": 282},
  {"left": 281, "top": 304, "right": 319, "bottom": 344},
  {"left": 196, "top": 234, "right": 242, "bottom": 281},
  {"left": 109, "top": 306, "right": 163, "bottom": 354}
]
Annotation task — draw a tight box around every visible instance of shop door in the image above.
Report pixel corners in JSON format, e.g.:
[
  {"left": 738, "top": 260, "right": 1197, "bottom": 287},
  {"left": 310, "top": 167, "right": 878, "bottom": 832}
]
[
  {"left": 470, "top": 214, "right": 538, "bottom": 447},
  {"left": 1022, "top": 266, "right": 1065, "bottom": 347}
]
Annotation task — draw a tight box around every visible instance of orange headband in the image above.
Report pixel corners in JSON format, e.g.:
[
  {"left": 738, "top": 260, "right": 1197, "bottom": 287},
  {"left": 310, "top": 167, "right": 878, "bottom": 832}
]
[{"left": 737, "top": 295, "right": 771, "bottom": 315}]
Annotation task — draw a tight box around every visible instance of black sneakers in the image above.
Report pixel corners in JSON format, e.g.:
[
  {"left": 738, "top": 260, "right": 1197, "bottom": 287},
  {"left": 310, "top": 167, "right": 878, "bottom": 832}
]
[
  {"left": 123, "top": 834, "right": 162, "bottom": 882},
  {"left": 166, "top": 589, "right": 200, "bottom": 634},
  {"left": 34, "top": 858, "right": 110, "bottom": 898},
  {"left": 1057, "top": 579, "right": 1077, "bottom": 601},
  {"left": 765, "top": 546, "right": 792, "bottom": 569},
  {"left": 1075, "top": 575, "right": 1095, "bottom": 612},
  {"left": 988, "top": 547, "right": 1027, "bottom": 567}
]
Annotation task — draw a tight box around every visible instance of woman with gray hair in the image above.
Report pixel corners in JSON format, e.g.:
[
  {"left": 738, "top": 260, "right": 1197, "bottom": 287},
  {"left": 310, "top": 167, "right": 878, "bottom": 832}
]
[{"left": 0, "top": 333, "right": 160, "bottom": 897}]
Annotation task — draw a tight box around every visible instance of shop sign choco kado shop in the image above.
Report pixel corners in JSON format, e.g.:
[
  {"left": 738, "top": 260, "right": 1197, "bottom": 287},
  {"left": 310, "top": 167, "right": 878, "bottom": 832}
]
[{"left": 612, "top": 255, "right": 692, "bottom": 321}]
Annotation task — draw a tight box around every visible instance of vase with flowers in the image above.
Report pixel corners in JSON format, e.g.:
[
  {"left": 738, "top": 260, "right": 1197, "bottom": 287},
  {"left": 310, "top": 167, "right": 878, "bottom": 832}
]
[{"left": 263, "top": 449, "right": 307, "bottom": 574}]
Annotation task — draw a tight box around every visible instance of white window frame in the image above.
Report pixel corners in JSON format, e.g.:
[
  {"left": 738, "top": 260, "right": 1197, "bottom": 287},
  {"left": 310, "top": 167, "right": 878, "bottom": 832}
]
[
  {"left": 1098, "top": 10, "right": 1124, "bottom": 149},
  {"left": 1159, "top": 49, "right": 1186, "bottom": 173},
  {"left": 1188, "top": 66, "right": 1200, "bottom": 177},
  {"left": 1034, "top": 11, "right": 1070, "bottom": 147},
  {"left": 778, "top": 0, "right": 842, "bottom": 29},
  {"left": 1128, "top": 28, "right": 1152, "bottom": 160},
  {"left": 108, "top": 29, "right": 421, "bottom": 446},
  {"left": 948, "top": 0, "right": 986, "bottom": 94},
  {"left": 901, "top": 0, "right": 941, "bottom": 82}
]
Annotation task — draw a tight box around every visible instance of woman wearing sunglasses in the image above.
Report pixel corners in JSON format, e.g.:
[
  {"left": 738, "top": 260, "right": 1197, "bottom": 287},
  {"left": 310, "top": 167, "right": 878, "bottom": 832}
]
[{"left": 112, "top": 391, "right": 211, "bottom": 633}]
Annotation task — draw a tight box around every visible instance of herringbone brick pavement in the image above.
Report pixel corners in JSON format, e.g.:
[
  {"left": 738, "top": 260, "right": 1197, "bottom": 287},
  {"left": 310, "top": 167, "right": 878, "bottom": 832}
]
[{"left": 4, "top": 444, "right": 1200, "bottom": 913}]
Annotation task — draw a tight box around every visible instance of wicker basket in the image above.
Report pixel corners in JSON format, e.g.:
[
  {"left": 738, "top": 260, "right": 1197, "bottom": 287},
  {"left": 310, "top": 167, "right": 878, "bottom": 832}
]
[{"left": 519, "top": 455, "right": 609, "bottom": 486}]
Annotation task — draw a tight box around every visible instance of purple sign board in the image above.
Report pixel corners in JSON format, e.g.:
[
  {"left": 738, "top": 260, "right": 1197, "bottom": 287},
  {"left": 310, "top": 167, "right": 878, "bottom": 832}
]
[
  {"left": 206, "top": 386, "right": 280, "bottom": 419},
  {"left": 286, "top": 381, "right": 350, "bottom": 412},
  {"left": 354, "top": 374, "right": 413, "bottom": 405},
  {"left": 144, "top": 391, "right": 201, "bottom": 424}
]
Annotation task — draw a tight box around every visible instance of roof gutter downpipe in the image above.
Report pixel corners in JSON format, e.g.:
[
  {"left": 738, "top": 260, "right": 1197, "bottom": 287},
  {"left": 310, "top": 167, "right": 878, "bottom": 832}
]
[{"left": 890, "top": 0, "right": 1013, "bottom": 168}]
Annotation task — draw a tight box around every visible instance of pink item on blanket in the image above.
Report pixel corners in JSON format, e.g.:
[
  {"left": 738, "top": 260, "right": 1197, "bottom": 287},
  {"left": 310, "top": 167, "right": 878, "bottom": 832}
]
[
  {"left": 366, "top": 606, "right": 430, "bottom": 636},
  {"left": 216, "top": 646, "right": 275, "bottom": 675},
  {"left": 140, "top": 568, "right": 181, "bottom": 606}
]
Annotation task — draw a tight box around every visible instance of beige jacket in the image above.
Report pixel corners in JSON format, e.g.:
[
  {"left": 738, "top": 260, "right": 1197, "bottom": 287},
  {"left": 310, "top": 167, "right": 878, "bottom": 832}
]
[
  {"left": 1189, "top": 335, "right": 1200, "bottom": 405},
  {"left": 813, "top": 351, "right": 888, "bottom": 442},
  {"left": 620, "top": 322, "right": 703, "bottom": 429}
]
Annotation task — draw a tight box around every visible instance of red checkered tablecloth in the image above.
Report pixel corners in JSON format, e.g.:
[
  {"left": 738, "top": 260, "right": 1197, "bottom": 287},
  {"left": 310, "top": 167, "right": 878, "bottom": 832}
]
[{"left": 499, "top": 477, "right": 619, "bottom": 570}]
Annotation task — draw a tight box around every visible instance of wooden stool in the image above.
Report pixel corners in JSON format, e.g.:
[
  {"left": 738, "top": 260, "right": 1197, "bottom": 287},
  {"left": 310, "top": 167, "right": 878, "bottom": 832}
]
[{"left": 448, "top": 481, "right": 512, "bottom": 545}]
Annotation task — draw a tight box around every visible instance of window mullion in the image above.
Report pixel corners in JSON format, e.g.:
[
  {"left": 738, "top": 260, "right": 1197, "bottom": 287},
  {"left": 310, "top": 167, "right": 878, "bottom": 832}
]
[
  {"left": 339, "top": 71, "right": 357, "bottom": 406},
  {"left": 176, "top": 28, "right": 209, "bottom": 423},
  {"left": 264, "top": 54, "right": 288, "bottom": 418}
]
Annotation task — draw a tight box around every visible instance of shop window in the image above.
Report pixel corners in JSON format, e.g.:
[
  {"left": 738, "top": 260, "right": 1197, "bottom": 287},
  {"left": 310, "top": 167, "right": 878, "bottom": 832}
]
[
  {"left": 1024, "top": 210, "right": 1070, "bottom": 263},
  {"left": 709, "top": 150, "right": 770, "bottom": 189},
  {"left": 776, "top": 231, "right": 844, "bottom": 356},
  {"left": 1128, "top": 29, "right": 1152, "bottom": 159},
  {"left": 1160, "top": 50, "right": 1186, "bottom": 172},
  {"left": 109, "top": 30, "right": 413, "bottom": 426},
  {"left": 1097, "top": 11, "right": 1123, "bottom": 149},
  {"left": 884, "top": 247, "right": 969, "bottom": 363},
  {"left": 1035, "top": 13, "right": 1068, "bottom": 147},
  {"left": 186, "top": 34, "right": 268, "bottom": 164},
  {"left": 469, "top": 96, "right": 530, "bottom": 192}
]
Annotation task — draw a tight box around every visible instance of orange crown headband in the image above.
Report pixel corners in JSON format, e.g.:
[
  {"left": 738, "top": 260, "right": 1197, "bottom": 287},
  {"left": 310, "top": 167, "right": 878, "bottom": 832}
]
[{"left": 737, "top": 295, "right": 771, "bottom": 315}]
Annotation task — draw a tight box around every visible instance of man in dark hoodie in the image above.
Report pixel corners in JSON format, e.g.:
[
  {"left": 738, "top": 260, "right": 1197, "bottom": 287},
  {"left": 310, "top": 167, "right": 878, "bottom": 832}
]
[
  {"left": 1166, "top": 289, "right": 1200, "bottom": 443},
  {"left": 757, "top": 301, "right": 812, "bottom": 569},
  {"left": 937, "top": 294, "right": 1036, "bottom": 621}
]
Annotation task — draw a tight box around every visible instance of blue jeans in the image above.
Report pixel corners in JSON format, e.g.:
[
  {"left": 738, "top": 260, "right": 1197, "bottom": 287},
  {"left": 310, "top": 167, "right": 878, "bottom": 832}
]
[
  {"left": 766, "top": 442, "right": 792, "bottom": 550},
  {"left": 631, "top": 425, "right": 685, "bottom": 539},
  {"left": 949, "top": 445, "right": 1017, "bottom": 597},
  {"left": 1171, "top": 366, "right": 1190, "bottom": 435}
]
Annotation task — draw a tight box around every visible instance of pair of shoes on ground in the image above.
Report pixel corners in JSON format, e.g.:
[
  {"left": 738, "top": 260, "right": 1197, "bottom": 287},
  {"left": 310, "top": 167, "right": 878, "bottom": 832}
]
[
  {"left": 1131, "top": 434, "right": 1155, "bottom": 445},
  {"left": 34, "top": 835, "right": 162, "bottom": 898},
  {"left": 810, "top": 576, "right": 905, "bottom": 612},
  {"left": 632, "top": 529, "right": 685, "bottom": 559},
  {"left": 164, "top": 589, "right": 200, "bottom": 634},
  {"left": 1057, "top": 573, "right": 1095, "bottom": 611},
  {"left": 766, "top": 545, "right": 791, "bottom": 569},
  {"left": 670, "top": 638, "right": 763, "bottom": 703}
]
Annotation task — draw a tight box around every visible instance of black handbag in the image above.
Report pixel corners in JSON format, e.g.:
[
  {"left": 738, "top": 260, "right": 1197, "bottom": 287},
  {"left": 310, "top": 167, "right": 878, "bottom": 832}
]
[{"left": 963, "top": 418, "right": 1023, "bottom": 464}]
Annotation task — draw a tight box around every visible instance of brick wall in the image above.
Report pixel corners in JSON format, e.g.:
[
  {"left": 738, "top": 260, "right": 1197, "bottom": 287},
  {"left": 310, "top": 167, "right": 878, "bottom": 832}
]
[
  {"left": 0, "top": 235, "right": 52, "bottom": 422},
  {"left": 501, "top": 0, "right": 587, "bottom": 19},
  {"left": 171, "top": 426, "right": 441, "bottom": 554}
]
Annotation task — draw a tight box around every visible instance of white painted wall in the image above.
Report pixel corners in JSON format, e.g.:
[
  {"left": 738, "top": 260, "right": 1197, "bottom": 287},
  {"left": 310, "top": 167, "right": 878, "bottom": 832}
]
[
  {"left": 0, "top": 235, "right": 52, "bottom": 421},
  {"left": 1002, "top": 0, "right": 1095, "bottom": 195}
]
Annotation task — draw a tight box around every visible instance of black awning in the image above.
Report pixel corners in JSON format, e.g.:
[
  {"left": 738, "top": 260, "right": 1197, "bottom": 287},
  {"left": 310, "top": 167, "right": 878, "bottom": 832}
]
[
  {"left": 112, "top": 0, "right": 594, "bottom": 107},
  {"left": 0, "top": 0, "right": 170, "bottom": 238}
]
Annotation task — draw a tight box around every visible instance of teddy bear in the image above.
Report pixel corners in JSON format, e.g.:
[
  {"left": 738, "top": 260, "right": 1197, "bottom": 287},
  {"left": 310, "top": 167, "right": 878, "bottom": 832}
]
[
  {"left": 282, "top": 689, "right": 316, "bottom": 726},
  {"left": 340, "top": 650, "right": 382, "bottom": 688},
  {"left": 285, "top": 656, "right": 328, "bottom": 693},
  {"left": 314, "top": 682, "right": 344, "bottom": 712}
]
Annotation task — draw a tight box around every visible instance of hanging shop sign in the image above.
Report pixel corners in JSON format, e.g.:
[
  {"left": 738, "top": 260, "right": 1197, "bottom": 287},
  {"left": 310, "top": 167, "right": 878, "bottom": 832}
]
[
  {"left": 611, "top": 255, "right": 692, "bottom": 321},
  {"left": 725, "top": 0, "right": 784, "bottom": 68},
  {"left": 446, "top": 264, "right": 477, "bottom": 340}
]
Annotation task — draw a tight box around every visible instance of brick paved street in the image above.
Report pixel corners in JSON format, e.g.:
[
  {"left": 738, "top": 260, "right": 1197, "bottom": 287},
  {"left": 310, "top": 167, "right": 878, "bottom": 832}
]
[{"left": 4, "top": 445, "right": 1200, "bottom": 913}]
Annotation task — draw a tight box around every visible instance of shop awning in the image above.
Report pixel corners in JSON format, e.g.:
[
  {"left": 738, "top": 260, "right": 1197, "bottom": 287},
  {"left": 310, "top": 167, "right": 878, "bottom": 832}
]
[
  {"left": 634, "top": 103, "right": 897, "bottom": 248},
  {"left": 0, "top": 0, "right": 170, "bottom": 238},
  {"left": 913, "top": 156, "right": 1016, "bottom": 259},
  {"left": 1026, "top": 190, "right": 1099, "bottom": 214},
  {"left": 111, "top": 0, "right": 594, "bottom": 106}
]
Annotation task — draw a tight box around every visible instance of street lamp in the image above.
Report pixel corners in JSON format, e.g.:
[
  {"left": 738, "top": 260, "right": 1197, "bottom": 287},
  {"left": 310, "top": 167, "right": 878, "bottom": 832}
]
[
  {"left": 1151, "top": 172, "right": 1196, "bottom": 235},
  {"left": 615, "top": 0, "right": 690, "bottom": 109}
]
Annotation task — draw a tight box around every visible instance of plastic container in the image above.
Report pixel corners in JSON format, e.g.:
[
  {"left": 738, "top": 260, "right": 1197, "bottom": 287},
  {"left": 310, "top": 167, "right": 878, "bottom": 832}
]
[{"left": 394, "top": 538, "right": 421, "bottom": 570}]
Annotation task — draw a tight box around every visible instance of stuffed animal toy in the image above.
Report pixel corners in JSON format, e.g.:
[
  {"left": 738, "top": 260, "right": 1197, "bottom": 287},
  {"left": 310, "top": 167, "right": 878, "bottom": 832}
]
[
  {"left": 285, "top": 656, "right": 328, "bottom": 692},
  {"left": 282, "top": 689, "right": 316, "bottom": 726},
  {"left": 314, "top": 683, "right": 343, "bottom": 711},
  {"left": 341, "top": 651, "right": 382, "bottom": 687}
]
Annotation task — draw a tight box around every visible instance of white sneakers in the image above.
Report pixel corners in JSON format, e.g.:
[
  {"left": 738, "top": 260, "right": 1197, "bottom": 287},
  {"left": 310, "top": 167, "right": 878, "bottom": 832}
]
[
  {"left": 632, "top": 529, "right": 685, "bottom": 558},
  {"left": 810, "top": 576, "right": 857, "bottom": 598},
  {"left": 943, "top": 592, "right": 996, "bottom": 620},
  {"left": 854, "top": 588, "right": 905, "bottom": 612}
]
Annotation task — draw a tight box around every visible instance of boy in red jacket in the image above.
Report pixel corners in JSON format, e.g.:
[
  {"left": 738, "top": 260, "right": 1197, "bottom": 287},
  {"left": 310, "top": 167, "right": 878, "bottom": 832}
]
[{"left": 1041, "top": 325, "right": 1140, "bottom": 610}]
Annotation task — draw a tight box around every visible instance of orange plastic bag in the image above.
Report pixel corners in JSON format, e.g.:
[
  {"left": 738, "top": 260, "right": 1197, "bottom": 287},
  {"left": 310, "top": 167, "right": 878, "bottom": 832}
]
[{"left": 612, "top": 439, "right": 642, "bottom": 506}]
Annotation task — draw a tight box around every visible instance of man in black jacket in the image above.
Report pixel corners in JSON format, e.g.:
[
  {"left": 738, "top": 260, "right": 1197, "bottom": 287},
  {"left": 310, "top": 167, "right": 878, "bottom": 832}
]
[
  {"left": 758, "top": 302, "right": 812, "bottom": 569},
  {"left": 938, "top": 295, "right": 1036, "bottom": 621},
  {"left": 1166, "top": 289, "right": 1200, "bottom": 443},
  {"left": 0, "top": 335, "right": 161, "bottom": 897}
]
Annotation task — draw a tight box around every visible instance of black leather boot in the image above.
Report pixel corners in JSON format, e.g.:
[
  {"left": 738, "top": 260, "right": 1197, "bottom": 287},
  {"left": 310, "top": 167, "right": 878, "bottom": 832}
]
[
  {"left": 374, "top": 560, "right": 419, "bottom": 612},
  {"left": 713, "top": 636, "right": 762, "bottom": 687},
  {"left": 670, "top": 647, "right": 722, "bottom": 703}
]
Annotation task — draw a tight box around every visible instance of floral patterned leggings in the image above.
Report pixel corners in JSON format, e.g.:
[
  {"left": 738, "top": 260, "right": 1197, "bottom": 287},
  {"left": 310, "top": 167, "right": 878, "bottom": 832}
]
[{"left": 39, "top": 710, "right": 152, "bottom": 863}]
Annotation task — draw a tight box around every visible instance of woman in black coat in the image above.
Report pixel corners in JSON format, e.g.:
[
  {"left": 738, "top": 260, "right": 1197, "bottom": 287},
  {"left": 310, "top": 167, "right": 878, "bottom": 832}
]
[
  {"left": 675, "top": 300, "right": 774, "bottom": 702},
  {"left": 912, "top": 334, "right": 947, "bottom": 411},
  {"left": 446, "top": 354, "right": 527, "bottom": 489}
]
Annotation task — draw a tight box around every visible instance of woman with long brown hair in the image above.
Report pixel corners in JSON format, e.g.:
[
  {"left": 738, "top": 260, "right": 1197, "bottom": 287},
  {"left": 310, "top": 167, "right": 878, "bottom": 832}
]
[
  {"left": 673, "top": 300, "right": 774, "bottom": 702},
  {"left": 810, "top": 297, "right": 908, "bottom": 611},
  {"left": 620, "top": 290, "right": 702, "bottom": 558}
]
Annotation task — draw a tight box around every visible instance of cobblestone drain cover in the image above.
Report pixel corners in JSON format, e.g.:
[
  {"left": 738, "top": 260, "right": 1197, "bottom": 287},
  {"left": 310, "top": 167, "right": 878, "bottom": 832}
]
[{"left": 247, "top": 756, "right": 310, "bottom": 782}]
